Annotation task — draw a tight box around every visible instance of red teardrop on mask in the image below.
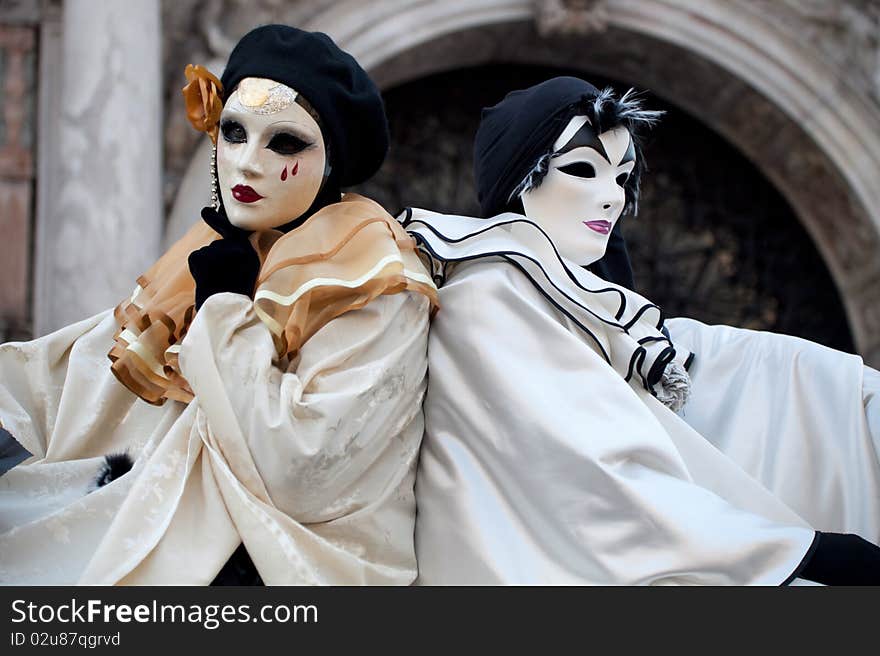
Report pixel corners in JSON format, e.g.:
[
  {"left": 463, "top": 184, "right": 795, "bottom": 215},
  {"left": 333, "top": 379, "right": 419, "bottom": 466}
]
[
  {"left": 280, "top": 165, "right": 288, "bottom": 181},
  {"left": 291, "top": 161, "right": 299, "bottom": 177}
]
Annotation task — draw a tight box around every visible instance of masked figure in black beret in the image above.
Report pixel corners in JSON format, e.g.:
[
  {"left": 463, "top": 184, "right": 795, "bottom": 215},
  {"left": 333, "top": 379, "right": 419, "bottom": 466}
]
[
  {"left": 0, "top": 25, "right": 437, "bottom": 585},
  {"left": 404, "top": 77, "right": 880, "bottom": 585}
]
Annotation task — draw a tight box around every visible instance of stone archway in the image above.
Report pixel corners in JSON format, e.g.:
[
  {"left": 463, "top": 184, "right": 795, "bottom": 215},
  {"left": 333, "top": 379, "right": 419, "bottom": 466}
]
[
  {"left": 168, "top": 0, "right": 880, "bottom": 363},
  {"left": 302, "top": 0, "right": 880, "bottom": 364}
]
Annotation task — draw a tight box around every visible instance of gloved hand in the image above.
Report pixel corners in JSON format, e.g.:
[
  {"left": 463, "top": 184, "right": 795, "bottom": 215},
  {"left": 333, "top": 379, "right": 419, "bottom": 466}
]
[
  {"left": 799, "top": 531, "right": 880, "bottom": 585},
  {"left": 188, "top": 206, "right": 261, "bottom": 310}
]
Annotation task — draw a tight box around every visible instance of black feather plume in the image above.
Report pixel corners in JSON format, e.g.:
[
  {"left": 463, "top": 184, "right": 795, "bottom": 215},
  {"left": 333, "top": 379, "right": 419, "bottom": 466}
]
[{"left": 94, "top": 453, "right": 134, "bottom": 489}]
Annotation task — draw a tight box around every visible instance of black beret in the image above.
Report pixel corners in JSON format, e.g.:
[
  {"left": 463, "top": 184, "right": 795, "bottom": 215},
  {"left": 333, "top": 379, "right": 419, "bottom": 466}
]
[{"left": 221, "top": 24, "right": 389, "bottom": 187}]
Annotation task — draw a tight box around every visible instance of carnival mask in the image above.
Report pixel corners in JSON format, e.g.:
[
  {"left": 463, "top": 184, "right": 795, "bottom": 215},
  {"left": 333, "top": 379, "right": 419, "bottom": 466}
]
[
  {"left": 520, "top": 115, "right": 635, "bottom": 266},
  {"left": 217, "top": 77, "right": 327, "bottom": 231}
]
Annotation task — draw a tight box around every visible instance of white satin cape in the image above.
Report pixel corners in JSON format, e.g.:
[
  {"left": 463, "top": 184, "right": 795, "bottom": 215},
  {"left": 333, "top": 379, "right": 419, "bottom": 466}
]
[
  {"left": 406, "top": 209, "right": 880, "bottom": 585},
  {"left": 0, "top": 290, "right": 429, "bottom": 585}
]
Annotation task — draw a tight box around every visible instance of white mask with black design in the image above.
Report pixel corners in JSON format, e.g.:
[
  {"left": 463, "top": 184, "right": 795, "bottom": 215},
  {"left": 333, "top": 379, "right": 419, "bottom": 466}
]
[{"left": 520, "top": 115, "right": 635, "bottom": 266}]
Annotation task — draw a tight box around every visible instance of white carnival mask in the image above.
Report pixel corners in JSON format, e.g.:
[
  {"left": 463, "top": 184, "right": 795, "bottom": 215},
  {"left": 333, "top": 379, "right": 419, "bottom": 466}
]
[
  {"left": 520, "top": 115, "right": 635, "bottom": 265},
  {"left": 217, "top": 77, "right": 327, "bottom": 231}
]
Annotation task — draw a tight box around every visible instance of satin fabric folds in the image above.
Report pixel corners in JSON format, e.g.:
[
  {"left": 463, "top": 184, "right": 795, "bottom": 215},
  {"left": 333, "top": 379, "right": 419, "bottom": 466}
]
[
  {"left": 406, "top": 208, "right": 880, "bottom": 585},
  {"left": 0, "top": 196, "right": 437, "bottom": 585}
]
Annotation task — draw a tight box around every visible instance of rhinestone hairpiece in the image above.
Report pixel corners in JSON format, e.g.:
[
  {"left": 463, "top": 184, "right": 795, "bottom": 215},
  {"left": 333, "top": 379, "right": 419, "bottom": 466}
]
[{"left": 237, "top": 77, "right": 298, "bottom": 115}]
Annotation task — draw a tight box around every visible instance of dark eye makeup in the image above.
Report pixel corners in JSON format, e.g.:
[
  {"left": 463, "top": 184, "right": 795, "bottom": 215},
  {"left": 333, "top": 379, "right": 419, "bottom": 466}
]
[
  {"left": 267, "top": 132, "right": 312, "bottom": 156},
  {"left": 220, "top": 120, "right": 313, "bottom": 156},
  {"left": 558, "top": 162, "right": 596, "bottom": 178},
  {"left": 220, "top": 120, "right": 246, "bottom": 143}
]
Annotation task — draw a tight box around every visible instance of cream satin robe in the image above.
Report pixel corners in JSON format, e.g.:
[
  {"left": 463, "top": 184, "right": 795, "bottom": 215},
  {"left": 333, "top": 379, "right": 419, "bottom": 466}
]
[
  {"left": 406, "top": 209, "right": 880, "bottom": 585},
  {"left": 0, "top": 290, "right": 429, "bottom": 584}
]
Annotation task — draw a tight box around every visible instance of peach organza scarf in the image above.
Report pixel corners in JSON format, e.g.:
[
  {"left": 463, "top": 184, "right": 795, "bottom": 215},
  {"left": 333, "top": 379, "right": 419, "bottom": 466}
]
[{"left": 108, "top": 193, "right": 438, "bottom": 405}]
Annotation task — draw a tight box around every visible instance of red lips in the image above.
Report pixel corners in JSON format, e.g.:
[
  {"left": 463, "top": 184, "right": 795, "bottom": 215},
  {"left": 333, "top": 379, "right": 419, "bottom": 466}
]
[
  {"left": 232, "top": 185, "right": 263, "bottom": 203},
  {"left": 583, "top": 220, "right": 612, "bottom": 235}
]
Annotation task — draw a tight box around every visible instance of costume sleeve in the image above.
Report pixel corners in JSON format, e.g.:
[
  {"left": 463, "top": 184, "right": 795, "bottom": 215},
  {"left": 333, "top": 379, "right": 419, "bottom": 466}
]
[
  {"left": 415, "top": 263, "right": 815, "bottom": 585},
  {"left": 0, "top": 311, "right": 112, "bottom": 460},
  {"left": 177, "top": 290, "right": 429, "bottom": 583},
  {"left": 664, "top": 317, "right": 880, "bottom": 544},
  {"left": 863, "top": 365, "right": 880, "bottom": 461}
]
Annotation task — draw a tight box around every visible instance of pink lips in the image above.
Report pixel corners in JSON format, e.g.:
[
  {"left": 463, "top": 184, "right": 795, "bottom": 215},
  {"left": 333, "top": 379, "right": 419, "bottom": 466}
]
[
  {"left": 232, "top": 185, "right": 263, "bottom": 203},
  {"left": 583, "top": 220, "right": 612, "bottom": 235}
]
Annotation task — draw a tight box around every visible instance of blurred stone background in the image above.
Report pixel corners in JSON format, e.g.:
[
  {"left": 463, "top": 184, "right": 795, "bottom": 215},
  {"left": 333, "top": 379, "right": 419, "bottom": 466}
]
[{"left": 1, "top": 0, "right": 879, "bottom": 361}]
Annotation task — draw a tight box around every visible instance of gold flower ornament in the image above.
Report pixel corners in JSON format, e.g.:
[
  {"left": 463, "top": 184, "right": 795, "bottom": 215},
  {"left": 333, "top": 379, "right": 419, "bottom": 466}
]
[{"left": 182, "top": 64, "right": 224, "bottom": 143}]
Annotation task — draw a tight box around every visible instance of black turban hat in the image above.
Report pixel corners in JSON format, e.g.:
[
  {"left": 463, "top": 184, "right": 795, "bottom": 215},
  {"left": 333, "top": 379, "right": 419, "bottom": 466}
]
[
  {"left": 221, "top": 24, "right": 389, "bottom": 188},
  {"left": 474, "top": 76, "right": 602, "bottom": 219},
  {"left": 472, "top": 76, "right": 645, "bottom": 290}
]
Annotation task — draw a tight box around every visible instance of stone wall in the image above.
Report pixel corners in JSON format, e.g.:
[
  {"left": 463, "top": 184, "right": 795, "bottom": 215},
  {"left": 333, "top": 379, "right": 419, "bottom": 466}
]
[{"left": 750, "top": 0, "right": 880, "bottom": 104}]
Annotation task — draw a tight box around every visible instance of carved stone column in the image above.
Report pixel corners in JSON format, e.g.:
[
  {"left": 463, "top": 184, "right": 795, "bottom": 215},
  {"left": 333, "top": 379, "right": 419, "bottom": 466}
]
[{"left": 34, "top": 0, "right": 162, "bottom": 334}]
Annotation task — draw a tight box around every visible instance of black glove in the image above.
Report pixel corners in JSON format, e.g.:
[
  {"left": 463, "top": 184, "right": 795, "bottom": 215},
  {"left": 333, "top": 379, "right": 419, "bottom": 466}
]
[
  {"left": 188, "top": 206, "right": 260, "bottom": 310},
  {"left": 799, "top": 531, "right": 880, "bottom": 585}
]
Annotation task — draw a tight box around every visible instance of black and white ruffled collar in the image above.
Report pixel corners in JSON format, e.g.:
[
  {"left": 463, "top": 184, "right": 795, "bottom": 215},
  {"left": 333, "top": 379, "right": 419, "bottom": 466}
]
[{"left": 401, "top": 208, "right": 693, "bottom": 410}]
